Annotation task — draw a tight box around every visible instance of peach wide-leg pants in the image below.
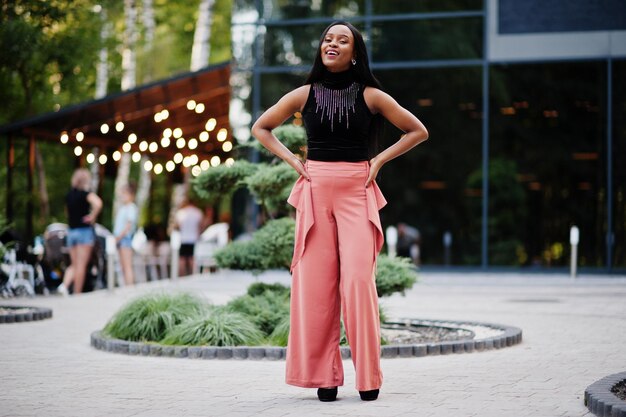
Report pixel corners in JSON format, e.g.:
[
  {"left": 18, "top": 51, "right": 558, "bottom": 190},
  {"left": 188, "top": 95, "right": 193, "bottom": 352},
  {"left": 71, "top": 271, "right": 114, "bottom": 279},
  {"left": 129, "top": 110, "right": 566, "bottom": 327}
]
[{"left": 285, "top": 160, "right": 387, "bottom": 391}]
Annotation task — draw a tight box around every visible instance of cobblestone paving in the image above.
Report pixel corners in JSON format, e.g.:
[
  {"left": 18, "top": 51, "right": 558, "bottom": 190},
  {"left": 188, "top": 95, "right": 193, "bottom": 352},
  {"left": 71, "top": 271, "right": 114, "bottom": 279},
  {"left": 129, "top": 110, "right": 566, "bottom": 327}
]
[{"left": 1, "top": 270, "right": 625, "bottom": 417}]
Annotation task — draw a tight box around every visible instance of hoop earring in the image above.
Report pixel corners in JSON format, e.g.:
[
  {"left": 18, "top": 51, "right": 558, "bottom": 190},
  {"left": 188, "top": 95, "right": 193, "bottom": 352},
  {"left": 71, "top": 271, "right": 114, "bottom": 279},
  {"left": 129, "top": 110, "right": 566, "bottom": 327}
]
[{"left": 351, "top": 58, "right": 356, "bottom": 65}]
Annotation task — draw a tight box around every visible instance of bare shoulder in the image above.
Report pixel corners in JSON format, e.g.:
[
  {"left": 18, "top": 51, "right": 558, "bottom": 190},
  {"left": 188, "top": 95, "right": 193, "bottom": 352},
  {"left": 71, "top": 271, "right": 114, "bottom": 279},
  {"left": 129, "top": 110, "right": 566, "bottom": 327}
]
[
  {"left": 282, "top": 85, "right": 311, "bottom": 112},
  {"left": 363, "top": 86, "right": 396, "bottom": 114}
]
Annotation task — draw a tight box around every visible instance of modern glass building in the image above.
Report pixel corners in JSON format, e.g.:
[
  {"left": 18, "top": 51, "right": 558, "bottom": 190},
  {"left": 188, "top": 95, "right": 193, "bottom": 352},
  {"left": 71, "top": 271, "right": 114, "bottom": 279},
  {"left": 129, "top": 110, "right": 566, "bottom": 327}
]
[{"left": 230, "top": 0, "right": 626, "bottom": 272}]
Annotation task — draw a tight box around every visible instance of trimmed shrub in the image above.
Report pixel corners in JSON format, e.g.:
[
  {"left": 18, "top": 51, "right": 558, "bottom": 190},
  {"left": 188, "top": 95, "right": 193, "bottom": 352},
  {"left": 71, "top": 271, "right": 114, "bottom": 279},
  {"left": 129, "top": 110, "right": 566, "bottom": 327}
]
[
  {"left": 192, "top": 160, "right": 260, "bottom": 205},
  {"left": 246, "top": 282, "right": 290, "bottom": 297},
  {"left": 161, "top": 307, "right": 264, "bottom": 346},
  {"left": 250, "top": 124, "right": 307, "bottom": 158},
  {"left": 375, "top": 255, "right": 418, "bottom": 297},
  {"left": 246, "top": 163, "right": 298, "bottom": 216},
  {"left": 214, "top": 217, "right": 295, "bottom": 272},
  {"left": 103, "top": 292, "right": 208, "bottom": 342}
]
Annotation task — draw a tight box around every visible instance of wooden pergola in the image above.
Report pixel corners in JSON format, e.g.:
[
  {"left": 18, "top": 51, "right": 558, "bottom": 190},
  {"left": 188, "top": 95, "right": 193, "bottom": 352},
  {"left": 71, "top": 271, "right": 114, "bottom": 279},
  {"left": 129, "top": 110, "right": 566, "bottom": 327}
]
[{"left": 0, "top": 62, "right": 231, "bottom": 240}]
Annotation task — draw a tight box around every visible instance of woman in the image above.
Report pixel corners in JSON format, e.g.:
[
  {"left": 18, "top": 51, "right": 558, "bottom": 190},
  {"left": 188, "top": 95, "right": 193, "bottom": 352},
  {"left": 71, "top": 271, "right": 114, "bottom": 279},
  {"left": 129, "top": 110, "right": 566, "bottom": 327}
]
[
  {"left": 114, "top": 183, "right": 138, "bottom": 286},
  {"left": 252, "top": 21, "right": 428, "bottom": 402},
  {"left": 58, "top": 168, "right": 103, "bottom": 295}
]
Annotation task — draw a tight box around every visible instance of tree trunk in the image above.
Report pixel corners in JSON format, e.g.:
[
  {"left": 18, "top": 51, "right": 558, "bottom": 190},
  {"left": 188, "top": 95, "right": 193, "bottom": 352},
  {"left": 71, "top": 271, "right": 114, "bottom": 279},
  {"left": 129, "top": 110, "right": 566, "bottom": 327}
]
[
  {"left": 121, "top": 0, "right": 137, "bottom": 91},
  {"left": 18, "top": 66, "right": 50, "bottom": 227},
  {"left": 136, "top": 155, "right": 151, "bottom": 219},
  {"left": 169, "top": 0, "right": 215, "bottom": 230},
  {"left": 140, "top": 0, "right": 155, "bottom": 82},
  {"left": 134, "top": 0, "right": 155, "bottom": 214},
  {"left": 114, "top": 0, "right": 138, "bottom": 221},
  {"left": 92, "top": 9, "right": 108, "bottom": 193},
  {"left": 34, "top": 143, "right": 50, "bottom": 221},
  {"left": 95, "top": 8, "right": 109, "bottom": 100},
  {"left": 190, "top": 0, "right": 215, "bottom": 71}
]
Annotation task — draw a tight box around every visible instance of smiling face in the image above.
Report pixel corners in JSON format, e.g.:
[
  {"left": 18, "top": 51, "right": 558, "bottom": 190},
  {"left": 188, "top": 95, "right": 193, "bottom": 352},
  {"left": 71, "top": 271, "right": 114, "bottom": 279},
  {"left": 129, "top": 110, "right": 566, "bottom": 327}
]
[{"left": 320, "top": 24, "right": 355, "bottom": 73}]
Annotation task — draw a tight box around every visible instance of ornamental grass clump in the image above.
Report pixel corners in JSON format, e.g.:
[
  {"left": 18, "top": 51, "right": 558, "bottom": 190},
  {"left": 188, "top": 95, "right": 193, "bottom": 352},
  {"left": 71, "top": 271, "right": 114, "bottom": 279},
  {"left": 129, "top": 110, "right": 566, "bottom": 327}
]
[
  {"left": 161, "top": 307, "right": 264, "bottom": 347},
  {"left": 103, "top": 292, "right": 208, "bottom": 342},
  {"left": 227, "top": 282, "right": 290, "bottom": 337}
]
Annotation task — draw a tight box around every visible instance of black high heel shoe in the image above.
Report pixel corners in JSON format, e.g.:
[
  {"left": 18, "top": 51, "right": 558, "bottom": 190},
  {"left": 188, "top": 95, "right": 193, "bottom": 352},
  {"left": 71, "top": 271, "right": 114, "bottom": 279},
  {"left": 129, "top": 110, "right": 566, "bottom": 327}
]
[
  {"left": 317, "top": 387, "right": 338, "bottom": 402},
  {"left": 359, "top": 389, "right": 379, "bottom": 401}
]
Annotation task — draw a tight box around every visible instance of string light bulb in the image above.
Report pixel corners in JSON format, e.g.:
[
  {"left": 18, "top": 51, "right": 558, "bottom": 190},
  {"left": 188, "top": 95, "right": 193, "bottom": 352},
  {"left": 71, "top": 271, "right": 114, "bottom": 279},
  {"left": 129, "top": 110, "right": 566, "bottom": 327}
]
[
  {"left": 128, "top": 133, "right": 137, "bottom": 144},
  {"left": 113, "top": 151, "right": 121, "bottom": 161},
  {"left": 74, "top": 146, "right": 83, "bottom": 156},
  {"left": 86, "top": 153, "right": 95, "bottom": 164},
  {"left": 115, "top": 121, "right": 124, "bottom": 132},
  {"left": 199, "top": 131, "right": 209, "bottom": 142},
  {"left": 60, "top": 132, "right": 69, "bottom": 144},
  {"left": 99, "top": 154, "right": 108, "bottom": 165},
  {"left": 186, "top": 100, "right": 196, "bottom": 110},
  {"left": 76, "top": 132, "right": 84, "bottom": 142},
  {"left": 132, "top": 151, "right": 141, "bottom": 162},
  {"left": 100, "top": 123, "right": 109, "bottom": 134},
  {"left": 205, "top": 118, "right": 217, "bottom": 131},
  {"left": 217, "top": 128, "right": 227, "bottom": 142}
]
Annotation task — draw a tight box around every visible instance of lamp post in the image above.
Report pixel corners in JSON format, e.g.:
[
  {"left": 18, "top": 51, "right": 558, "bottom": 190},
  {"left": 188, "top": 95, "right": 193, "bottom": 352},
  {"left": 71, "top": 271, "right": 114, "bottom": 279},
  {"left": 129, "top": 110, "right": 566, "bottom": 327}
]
[
  {"left": 170, "top": 230, "right": 181, "bottom": 280},
  {"left": 570, "top": 226, "right": 579, "bottom": 278},
  {"left": 106, "top": 235, "right": 117, "bottom": 292},
  {"left": 386, "top": 226, "right": 398, "bottom": 258}
]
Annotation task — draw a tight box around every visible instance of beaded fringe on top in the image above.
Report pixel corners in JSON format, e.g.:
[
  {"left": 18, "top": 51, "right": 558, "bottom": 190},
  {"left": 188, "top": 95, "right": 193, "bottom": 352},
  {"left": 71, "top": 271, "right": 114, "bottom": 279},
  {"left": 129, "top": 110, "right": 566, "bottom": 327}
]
[{"left": 312, "top": 82, "right": 359, "bottom": 132}]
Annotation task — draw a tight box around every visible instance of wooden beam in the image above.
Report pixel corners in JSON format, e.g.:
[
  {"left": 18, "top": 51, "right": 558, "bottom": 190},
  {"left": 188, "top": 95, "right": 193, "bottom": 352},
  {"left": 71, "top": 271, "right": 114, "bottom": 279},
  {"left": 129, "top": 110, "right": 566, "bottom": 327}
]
[
  {"left": 26, "top": 135, "right": 35, "bottom": 242},
  {"left": 6, "top": 134, "right": 14, "bottom": 223}
]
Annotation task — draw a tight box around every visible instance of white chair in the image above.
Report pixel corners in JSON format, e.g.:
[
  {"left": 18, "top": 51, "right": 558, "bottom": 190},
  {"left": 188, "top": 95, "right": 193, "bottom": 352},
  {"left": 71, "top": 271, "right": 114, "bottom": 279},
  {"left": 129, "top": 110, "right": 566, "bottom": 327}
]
[{"left": 193, "top": 223, "right": 229, "bottom": 274}]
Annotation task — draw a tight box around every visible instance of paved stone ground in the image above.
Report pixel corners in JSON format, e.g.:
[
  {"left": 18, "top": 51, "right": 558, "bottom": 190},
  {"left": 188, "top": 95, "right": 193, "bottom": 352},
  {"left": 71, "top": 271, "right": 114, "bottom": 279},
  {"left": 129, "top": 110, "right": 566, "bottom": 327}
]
[{"left": 1, "top": 270, "right": 625, "bottom": 417}]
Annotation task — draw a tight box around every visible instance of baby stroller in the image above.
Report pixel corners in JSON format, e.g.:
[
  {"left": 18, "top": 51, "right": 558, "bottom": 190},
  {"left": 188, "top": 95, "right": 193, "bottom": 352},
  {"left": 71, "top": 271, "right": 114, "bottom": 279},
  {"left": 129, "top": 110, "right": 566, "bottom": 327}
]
[
  {"left": 0, "top": 229, "right": 46, "bottom": 297},
  {"left": 42, "top": 223, "right": 111, "bottom": 293}
]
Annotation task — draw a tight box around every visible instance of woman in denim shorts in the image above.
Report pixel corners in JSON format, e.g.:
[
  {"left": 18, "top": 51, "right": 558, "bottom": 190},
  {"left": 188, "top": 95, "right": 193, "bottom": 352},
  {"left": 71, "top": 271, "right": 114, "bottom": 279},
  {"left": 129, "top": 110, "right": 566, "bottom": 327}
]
[{"left": 58, "top": 169, "right": 103, "bottom": 295}]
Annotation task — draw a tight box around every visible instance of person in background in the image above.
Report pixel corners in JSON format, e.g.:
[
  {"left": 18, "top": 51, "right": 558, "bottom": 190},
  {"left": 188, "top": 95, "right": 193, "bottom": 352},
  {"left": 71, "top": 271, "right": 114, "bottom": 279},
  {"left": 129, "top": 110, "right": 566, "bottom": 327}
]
[
  {"left": 58, "top": 168, "right": 103, "bottom": 295},
  {"left": 175, "top": 199, "right": 204, "bottom": 276},
  {"left": 396, "top": 222, "right": 421, "bottom": 265},
  {"left": 114, "top": 183, "right": 138, "bottom": 286}
]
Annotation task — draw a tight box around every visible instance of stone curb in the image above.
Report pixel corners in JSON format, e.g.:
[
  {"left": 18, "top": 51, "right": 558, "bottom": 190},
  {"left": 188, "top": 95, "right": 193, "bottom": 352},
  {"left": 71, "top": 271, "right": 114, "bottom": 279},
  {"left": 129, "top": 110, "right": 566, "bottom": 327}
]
[
  {"left": 584, "top": 371, "right": 626, "bottom": 417},
  {"left": 0, "top": 306, "right": 53, "bottom": 324},
  {"left": 90, "top": 319, "right": 522, "bottom": 360}
]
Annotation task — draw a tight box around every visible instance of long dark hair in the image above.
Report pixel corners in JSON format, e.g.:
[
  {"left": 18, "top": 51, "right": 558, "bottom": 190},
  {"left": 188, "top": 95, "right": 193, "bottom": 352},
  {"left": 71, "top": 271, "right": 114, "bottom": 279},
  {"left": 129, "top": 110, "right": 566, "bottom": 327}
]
[{"left": 304, "top": 21, "right": 384, "bottom": 158}]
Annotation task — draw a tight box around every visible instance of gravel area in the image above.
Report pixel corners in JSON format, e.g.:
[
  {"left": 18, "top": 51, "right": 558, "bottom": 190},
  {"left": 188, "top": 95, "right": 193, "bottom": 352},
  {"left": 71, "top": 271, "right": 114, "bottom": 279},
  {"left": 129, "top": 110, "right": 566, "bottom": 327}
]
[
  {"left": 381, "top": 323, "right": 474, "bottom": 344},
  {"left": 0, "top": 307, "right": 38, "bottom": 315},
  {"left": 612, "top": 379, "right": 626, "bottom": 401}
]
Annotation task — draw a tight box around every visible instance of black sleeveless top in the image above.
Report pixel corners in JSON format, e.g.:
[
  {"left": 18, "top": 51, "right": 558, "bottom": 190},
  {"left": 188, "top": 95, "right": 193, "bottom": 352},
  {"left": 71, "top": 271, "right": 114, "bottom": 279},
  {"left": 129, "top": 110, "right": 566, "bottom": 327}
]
[
  {"left": 66, "top": 188, "right": 91, "bottom": 229},
  {"left": 302, "top": 69, "right": 373, "bottom": 162}
]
